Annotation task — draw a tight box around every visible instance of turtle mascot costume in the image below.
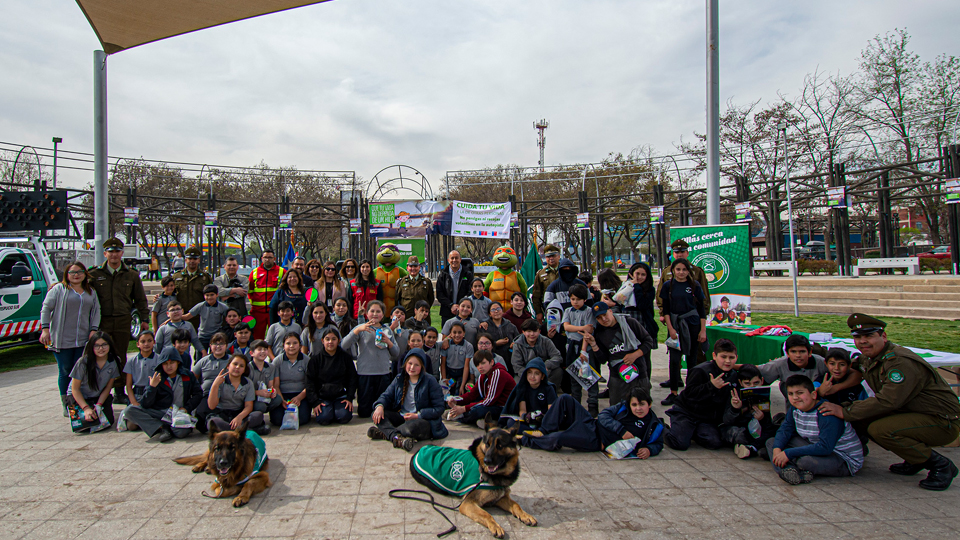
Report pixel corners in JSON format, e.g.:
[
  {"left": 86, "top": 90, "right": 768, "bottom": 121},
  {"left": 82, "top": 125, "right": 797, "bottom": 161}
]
[
  {"left": 484, "top": 245, "right": 527, "bottom": 305},
  {"left": 375, "top": 242, "right": 407, "bottom": 313}
]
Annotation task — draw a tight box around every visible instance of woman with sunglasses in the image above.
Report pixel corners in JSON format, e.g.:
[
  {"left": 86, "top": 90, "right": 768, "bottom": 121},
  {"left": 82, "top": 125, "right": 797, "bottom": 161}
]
[
  {"left": 340, "top": 258, "right": 359, "bottom": 283},
  {"left": 305, "top": 259, "right": 323, "bottom": 285},
  {"left": 42, "top": 262, "right": 102, "bottom": 417},
  {"left": 316, "top": 260, "right": 348, "bottom": 311}
]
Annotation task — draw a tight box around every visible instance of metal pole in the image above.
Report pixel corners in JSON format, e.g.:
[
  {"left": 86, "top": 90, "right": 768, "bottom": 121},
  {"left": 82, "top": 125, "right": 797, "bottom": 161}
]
[
  {"left": 52, "top": 137, "right": 62, "bottom": 189},
  {"left": 705, "top": 0, "right": 720, "bottom": 225},
  {"left": 781, "top": 125, "right": 799, "bottom": 317},
  {"left": 94, "top": 50, "right": 108, "bottom": 265}
]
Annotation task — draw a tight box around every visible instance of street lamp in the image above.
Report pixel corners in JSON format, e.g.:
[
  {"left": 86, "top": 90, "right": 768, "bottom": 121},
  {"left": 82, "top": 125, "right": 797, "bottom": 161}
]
[
  {"left": 779, "top": 124, "right": 800, "bottom": 317},
  {"left": 52, "top": 137, "right": 62, "bottom": 189}
]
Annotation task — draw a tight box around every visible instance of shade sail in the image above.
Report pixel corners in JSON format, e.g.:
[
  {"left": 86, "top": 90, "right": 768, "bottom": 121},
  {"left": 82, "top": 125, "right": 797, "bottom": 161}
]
[{"left": 75, "top": 0, "right": 332, "bottom": 54}]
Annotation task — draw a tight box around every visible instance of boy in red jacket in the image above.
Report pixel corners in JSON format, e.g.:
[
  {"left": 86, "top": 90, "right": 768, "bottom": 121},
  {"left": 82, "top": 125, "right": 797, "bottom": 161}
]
[{"left": 446, "top": 350, "right": 516, "bottom": 427}]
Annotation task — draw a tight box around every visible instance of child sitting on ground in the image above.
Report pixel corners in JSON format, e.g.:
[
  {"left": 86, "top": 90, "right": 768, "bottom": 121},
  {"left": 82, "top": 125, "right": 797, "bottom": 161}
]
[
  {"left": 467, "top": 333, "right": 509, "bottom": 386},
  {"left": 124, "top": 331, "right": 159, "bottom": 408},
  {"left": 521, "top": 388, "right": 663, "bottom": 459},
  {"left": 720, "top": 364, "right": 777, "bottom": 459},
  {"left": 265, "top": 301, "right": 303, "bottom": 359},
  {"left": 664, "top": 338, "right": 739, "bottom": 451},
  {"left": 818, "top": 348, "right": 867, "bottom": 405},
  {"left": 501, "top": 357, "right": 558, "bottom": 430},
  {"left": 123, "top": 347, "right": 203, "bottom": 441},
  {"left": 767, "top": 374, "right": 864, "bottom": 485},
  {"left": 446, "top": 350, "right": 516, "bottom": 426}
]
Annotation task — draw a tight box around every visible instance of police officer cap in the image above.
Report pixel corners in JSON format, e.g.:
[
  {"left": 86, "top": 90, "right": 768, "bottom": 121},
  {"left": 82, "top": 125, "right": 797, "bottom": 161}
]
[
  {"left": 542, "top": 244, "right": 560, "bottom": 256},
  {"left": 847, "top": 313, "right": 887, "bottom": 336},
  {"left": 671, "top": 239, "right": 690, "bottom": 251},
  {"left": 592, "top": 301, "right": 610, "bottom": 319},
  {"left": 103, "top": 238, "right": 124, "bottom": 251},
  {"left": 184, "top": 246, "right": 202, "bottom": 258}
]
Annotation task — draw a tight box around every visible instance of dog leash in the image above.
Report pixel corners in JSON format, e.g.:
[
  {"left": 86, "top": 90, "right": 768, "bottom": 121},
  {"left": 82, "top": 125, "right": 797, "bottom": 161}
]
[{"left": 388, "top": 479, "right": 485, "bottom": 538}]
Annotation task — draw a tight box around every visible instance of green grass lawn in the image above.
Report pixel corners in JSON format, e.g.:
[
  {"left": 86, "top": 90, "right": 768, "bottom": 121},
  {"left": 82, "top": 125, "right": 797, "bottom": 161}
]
[{"left": 3, "top": 307, "right": 957, "bottom": 373}]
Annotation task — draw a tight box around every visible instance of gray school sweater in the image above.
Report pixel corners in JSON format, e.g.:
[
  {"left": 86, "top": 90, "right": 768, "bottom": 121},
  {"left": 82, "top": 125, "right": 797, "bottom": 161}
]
[{"left": 341, "top": 325, "right": 399, "bottom": 376}]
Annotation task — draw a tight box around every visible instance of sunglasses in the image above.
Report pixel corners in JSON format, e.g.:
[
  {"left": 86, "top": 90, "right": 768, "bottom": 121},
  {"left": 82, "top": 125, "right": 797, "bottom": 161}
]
[
  {"left": 344, "top": 265, "right": 356, "bottom": 269},
  {"left": 324, "top": 267, "right": 336, "bottom": 271}
]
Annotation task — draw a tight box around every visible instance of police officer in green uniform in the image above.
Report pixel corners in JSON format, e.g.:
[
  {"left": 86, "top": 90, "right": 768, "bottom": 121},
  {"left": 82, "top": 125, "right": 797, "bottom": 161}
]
[
  {"left": 530, "top": 244, "right": 561, "bottom": 322},
  {"left": 88, "top": 238, "right": 149, "bottom": 405},
  {"left": 655, "top": 239, "right": 711, "bottom": 371},
  {"left": 819, "top": 313, "right": 960, "bottom": 491},
  {"left": 171, "top": 246, "right": 213, "bottom": 332}
]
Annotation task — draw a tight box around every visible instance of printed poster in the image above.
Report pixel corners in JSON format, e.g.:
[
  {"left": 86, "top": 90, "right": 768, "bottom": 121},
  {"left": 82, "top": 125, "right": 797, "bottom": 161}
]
[
  {"left": 946, "top": 179, "right": 960, "bottom": 205},
  {"left": 123, "top": 207, "right": 139, "bottom": 227},
  {"left": 670, "top": 224, "right": 751, "bottom": 325},
  {"left": 204, "top": 211, "right": 218, "bottom": 229},
  {"left": 827, "top": 186, "right": 849, "bottom": 208},
  {"left": 279, "top": 214, "right": 293, "bottom": 230},
  {"left": 650, "top": 206, "right": 664, "bottom": 224},
  {"left": 349, "top": 218, "right": 362, "bottom": 235},
  {"left": 510, "top": 212, "right": 519, "bottom": 229},
  {"left": 735, "top": 202, "right": 751, "bottom": 223},
  {"left": 449, "top": 201, "right": 511, "bottom": 239},
  {"left": 576, "top": 213, "right": 590, "bottom": 230}
]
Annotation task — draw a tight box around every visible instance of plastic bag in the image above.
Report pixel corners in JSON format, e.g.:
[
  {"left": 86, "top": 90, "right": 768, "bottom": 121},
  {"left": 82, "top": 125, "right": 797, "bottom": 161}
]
[
  {"left": 375, "top": 326, "right": 391, "bottom": 349},
  {"left": 612, "top": 281, "right": 634, "bottom": 306},
  {"left": 116, "top": 406, "right": 130, "bottom": 432},
  {"left": 162, "top": 405, "right": 197, "bottom": 429},
  {"left": 88, "top": 405, "right": 111, "bottom": 433},
  {"left": 566, "top": 354, "right": 601, "bottom": 390},
  {"left": 664, "top": 336, "right": 680, "bottom": 350},
  {"left": 280, "top": 404, "right": 300, "bottom": 430},
  {"left": 256, "top": 382, "right": 274, "bottom": 403},
  {"left": 603, "top": 437, "right": 641, "bottom": 460}
]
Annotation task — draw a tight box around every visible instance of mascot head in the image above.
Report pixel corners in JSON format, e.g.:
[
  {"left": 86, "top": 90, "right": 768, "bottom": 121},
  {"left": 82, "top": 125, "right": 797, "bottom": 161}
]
[
  {"left": 377, "top": 243, "right": 401, "bottom": 269},
  {"left": 492, "top": 245, "right": 518, "bottom": 271}
]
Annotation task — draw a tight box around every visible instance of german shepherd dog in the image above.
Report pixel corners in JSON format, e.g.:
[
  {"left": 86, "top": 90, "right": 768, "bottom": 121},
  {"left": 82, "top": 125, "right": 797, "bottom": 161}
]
[
  {"left": 458, "top": 415, "right": 538, "bottom": 538},
  {"left": 173, "top": 420, "right": 271, "bottom": 507}
]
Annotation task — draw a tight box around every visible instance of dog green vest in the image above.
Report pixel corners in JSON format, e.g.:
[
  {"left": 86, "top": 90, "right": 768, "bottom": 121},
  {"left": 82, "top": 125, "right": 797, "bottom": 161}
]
[
  {"left": 412, "top": 445, "right": 497, "bottom": 497},
  {"left": 217, "top": 430, "right": 267, "bottom": 487}
]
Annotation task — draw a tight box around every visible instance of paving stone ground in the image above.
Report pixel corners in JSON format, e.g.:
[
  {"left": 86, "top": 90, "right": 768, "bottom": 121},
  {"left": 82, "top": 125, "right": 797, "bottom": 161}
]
[{"left": 1, "top": 346, "right": 958, "bottom": 540}]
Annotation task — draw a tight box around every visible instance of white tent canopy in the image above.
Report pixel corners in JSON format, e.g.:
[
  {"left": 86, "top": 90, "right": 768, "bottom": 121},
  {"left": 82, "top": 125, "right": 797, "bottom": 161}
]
[{"left": 75, "top": 0, "right": 331, "bottom": 54}]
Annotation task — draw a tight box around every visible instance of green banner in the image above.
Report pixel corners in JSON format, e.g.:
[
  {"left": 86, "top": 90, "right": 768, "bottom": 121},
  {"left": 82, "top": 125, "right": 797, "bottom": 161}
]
[
  {"left": 670, "top": 224, "right": 751, "bottom": 326},
  {"left": 369, "top": 203, "right": 397, "bottom": 226},
  {"left": 377, "top": 238, "right": 425, "bottom": 269}
]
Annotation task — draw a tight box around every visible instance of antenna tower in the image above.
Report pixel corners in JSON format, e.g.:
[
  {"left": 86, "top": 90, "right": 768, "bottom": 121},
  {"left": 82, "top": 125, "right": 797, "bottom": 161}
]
[{"left": 534, "top": 119, "right": 549, "bottom": 172}]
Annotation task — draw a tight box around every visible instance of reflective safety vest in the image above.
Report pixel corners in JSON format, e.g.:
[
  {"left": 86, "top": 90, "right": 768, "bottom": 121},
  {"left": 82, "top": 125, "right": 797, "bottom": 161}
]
[
  {"left": 249, "top": 266, "right": 284, "bottom": 309},
  {"left": 487, "top": 269, "right": 520, "bottom": 305},
  {"left": 350, "top": 278, "right": 381, "bottom": 317}
]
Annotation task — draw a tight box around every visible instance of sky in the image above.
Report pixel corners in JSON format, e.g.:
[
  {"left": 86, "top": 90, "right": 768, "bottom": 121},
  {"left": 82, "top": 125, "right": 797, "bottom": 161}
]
[{"left": 1, "top": 0, "right": 957, "bottom": 195}]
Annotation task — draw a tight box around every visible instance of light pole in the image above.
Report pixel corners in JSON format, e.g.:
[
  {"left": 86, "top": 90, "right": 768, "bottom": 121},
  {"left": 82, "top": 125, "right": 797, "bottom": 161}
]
[
  {"left": 780, "top": 124, "right": 800, "bottom": 317},
  {"left": 52, "top": 137, "right": 62, "bottom": 189}
]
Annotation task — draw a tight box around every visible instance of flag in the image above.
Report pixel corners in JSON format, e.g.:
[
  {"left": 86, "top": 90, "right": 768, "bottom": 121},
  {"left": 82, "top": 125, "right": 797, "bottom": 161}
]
[
  {"left": 282, "top": 243, "right": 296, "bottom": 268},
  {"left": 519, "top": 243, "right": 542, "bottom": 313}
]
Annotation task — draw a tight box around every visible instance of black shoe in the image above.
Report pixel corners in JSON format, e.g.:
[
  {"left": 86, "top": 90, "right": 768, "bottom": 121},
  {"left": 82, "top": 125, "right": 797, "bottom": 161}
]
[
  {"left": 918, "top": 452, "right": 959, "bottom": 491},
  {"left": 392, "top": 435, "right": 415, "bottom": 452},
  {"left": 254, "top": 424, "right": 271, "bottom": 436},
  {"left": 889, "top": 460, "right": 926, "bottom": 476},
  {"left": 113, "top": 391, "right": 130, "bottom": 406},
  {"left": 778, "top": 465, "right": 813, "bottom": 485},
  {"left": 367, "top": 426, "right": 389, "bottom": 441},
  {"left": 660, "top": 394, "right": 678, "bottom": 406},
  {"left": 157, "top": 429, "right": 174, "bottom": 443},
  {"left": 659, "top": 380, "right": 683, "bottom": 389},
  {"left": 598, "top": 388, "right": 610, "bottom": 399}
]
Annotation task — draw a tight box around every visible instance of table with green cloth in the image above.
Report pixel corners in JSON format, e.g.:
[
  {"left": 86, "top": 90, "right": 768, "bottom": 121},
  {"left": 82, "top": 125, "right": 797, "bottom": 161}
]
[{"left": 706, "top": 324, "right": 804, "bottom": 365}]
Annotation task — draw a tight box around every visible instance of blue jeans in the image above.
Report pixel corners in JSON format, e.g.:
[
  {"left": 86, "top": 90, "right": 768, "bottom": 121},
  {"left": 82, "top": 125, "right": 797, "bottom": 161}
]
[
  {"left": 315, "top": 399, "right": 353, "bottom": 425},
  {"left": 54, "top": 347, "right": 85, "bottom": 395},
  {"left": 459, "top": 405, "right": 503, "bottom": 427}
]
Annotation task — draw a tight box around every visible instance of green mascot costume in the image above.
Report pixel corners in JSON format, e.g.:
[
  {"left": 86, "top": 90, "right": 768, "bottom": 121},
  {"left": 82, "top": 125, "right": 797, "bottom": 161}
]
[
  {"left": 484, "top": 245, "right": 527, "bottom": 305},
  {"left": 375, "top": 243, "right": 407, "bottom": 313}
]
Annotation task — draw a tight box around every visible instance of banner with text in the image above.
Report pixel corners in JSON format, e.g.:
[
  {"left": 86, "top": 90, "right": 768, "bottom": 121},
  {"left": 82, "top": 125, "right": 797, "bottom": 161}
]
[
  {"left": 124, "top": 207, "right": 139, "bottom": 227},
  {"left": 449, "top": 201, "right": 512, "bottom": 239},
  {"left": 368, "top": 200, "right": 448, "bottom": 237},
  {"left": 670, "top": 224, "right": 751, "bottom": 326}
]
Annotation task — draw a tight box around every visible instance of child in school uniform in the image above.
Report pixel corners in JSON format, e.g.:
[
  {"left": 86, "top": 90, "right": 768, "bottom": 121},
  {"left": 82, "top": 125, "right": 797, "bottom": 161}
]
[
  {"left": 268, "top": 332, "right": 312, "bottom": 428},
  {"left": 562, "top": 284, "right": 595, "bottom": 400},
  {"left": 664, "top": 338, "right": 740, "bottom": 451},
  {"left": 441, "top": 297, "right": 481, "bottom": 347},
  {"left": 228, "top": 323, "right": 253, "bottom": 361},
  {"left": 767, "top": 375, "right": 864, "bottom": 485},
  {"left": 247, "top": 339, "right": 282, "bottom": 416},
  {"left": 151, "top": 276, "right": 177, "bottom": 329},
  {"left": 305, "top": 327, "right": 358, "bottom": 425},
  {"left": 446, "top": 351, "right": 516, "bottom": 426},
  {"left": 422, "top": 327, "right": 443, "bottom": 382},
  {"left": 332, "top": 297, "right": 357, "bottom": 338},
  {"left": 191, "top": 332, "right": 232, "bottom": 431},
  {"left": 467, "top": 278, "right": 493, "bottom": 324},
  {"left": 206, "top": 354, "right": 270, "bottom": 435},
  {"left": 341, "top": 300, "right": 398, "bottom": 418},
  {"left": 439, "top": 321, "right": 473, "bottom": 396},
  {"left": 123, "top": 348, "right": 203, "bottom": 441},
  {"left": 181, "top": 284, "right": 230, "bottom": 352},
  {"left": 154, "top": 301, "right": 204, "bottom": 362},
  {"left": 124, "top": 331, "right": 160, "bottom": 407},
  {"left": 69, "top": 332, "right": 122, "bottom": 430},
  {"left": 265, "top": 300, "right": 303, "bottom": 359},
  {"left": 720, "top": 364, "right": 777, "bottom": 459}
]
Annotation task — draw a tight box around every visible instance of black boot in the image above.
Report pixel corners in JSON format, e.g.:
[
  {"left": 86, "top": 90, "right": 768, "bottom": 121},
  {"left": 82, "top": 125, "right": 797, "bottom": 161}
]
[
  {"left": 889, "top": 460, "right": 926, "bottom": 476},
  {"left": 918, "top": 452, "right": 959, "bottom": 491}
]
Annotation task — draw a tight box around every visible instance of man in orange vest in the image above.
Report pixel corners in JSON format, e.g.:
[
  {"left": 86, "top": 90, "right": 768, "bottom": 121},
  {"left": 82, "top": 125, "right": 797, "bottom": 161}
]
[{"left": 248, "top": 250, "right": 285, "bottom": 340}]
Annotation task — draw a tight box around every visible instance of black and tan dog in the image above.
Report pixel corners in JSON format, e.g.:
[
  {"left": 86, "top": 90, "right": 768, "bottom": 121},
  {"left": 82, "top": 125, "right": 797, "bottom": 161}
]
[{"left": 173, "top": 420, "right": 271, "bottom": 507}]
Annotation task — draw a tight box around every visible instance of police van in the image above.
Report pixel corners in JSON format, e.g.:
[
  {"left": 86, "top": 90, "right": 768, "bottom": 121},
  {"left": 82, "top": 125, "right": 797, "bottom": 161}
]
[{"left": 0, "top": 236, "right": 59, "bottom": 347}]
